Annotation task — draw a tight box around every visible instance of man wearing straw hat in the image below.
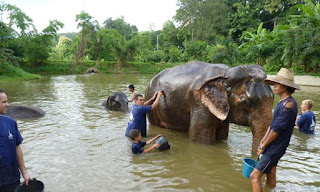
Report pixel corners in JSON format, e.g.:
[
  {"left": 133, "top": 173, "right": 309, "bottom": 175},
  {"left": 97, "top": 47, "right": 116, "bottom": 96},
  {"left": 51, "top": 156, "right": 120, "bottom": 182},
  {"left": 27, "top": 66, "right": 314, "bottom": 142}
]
[{"left": 250, "top": 68, "right": 300, "bottom": 192}]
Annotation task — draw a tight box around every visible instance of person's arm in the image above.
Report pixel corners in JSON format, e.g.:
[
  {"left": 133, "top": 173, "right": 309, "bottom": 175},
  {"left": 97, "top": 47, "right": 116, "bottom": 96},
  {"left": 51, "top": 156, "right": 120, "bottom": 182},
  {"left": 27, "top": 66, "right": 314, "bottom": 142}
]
[
  {"left": 146, "top": 134, "right": 162, "bottom": 145},
  {"left": 128, "top": 91, "right": 137, "bottom": 102},
  {"left": 296, "top": 113, "right": 307, "bottom": 128},
  {"left": 144, "top": 92, "right": 158, "bottom": 106},
  {"left": 257, "top": 129, "right": 279, "bottom": 156},
  {"left": 16, "top": 145, "right": 31, "bottom": 185},
  {"left": 296, "top": 115, "right": 300, "bottom": 127},
  {"left": 260, "top": 126, "right": 270, "bottom": 144},
  {"left": 143, "top": 143, "right": 160, "bottom": 153},
  {"left": 150, "top": 91, "right": 163, "bottom": 110}
]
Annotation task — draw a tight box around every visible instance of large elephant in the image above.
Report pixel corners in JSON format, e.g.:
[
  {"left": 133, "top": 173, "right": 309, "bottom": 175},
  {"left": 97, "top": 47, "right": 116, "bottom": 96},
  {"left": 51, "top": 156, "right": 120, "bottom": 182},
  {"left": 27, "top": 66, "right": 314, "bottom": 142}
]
[
  {"left": 102, "top": 92, "right": 129, "bottom": 112},
  {"left": 145, "top": 61, "right": 274, "bottom": 152},
  {"left": 6, "top": 106, "right": 45, "bottom": 119}
]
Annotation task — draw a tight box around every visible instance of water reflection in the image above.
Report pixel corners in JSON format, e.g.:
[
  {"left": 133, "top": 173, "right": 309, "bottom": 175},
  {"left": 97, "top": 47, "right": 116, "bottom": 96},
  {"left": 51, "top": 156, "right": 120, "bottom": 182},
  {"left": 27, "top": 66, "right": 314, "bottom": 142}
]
[{"left": 0, "top": 74, "right": 319, "bottom": 191}]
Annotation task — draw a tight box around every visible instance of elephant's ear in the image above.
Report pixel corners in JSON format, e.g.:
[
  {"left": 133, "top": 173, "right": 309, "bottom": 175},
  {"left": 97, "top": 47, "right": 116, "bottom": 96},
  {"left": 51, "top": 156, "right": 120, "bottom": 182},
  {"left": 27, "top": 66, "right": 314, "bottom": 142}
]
[{"left": 195, "top": 77, "right": 229, "bottom": 121}]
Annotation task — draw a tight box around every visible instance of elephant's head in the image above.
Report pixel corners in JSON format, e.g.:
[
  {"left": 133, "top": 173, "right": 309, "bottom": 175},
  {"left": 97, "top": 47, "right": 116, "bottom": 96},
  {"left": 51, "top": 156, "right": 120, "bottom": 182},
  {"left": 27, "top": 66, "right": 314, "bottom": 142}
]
[
  {"left": 196, "top": 65, "right": 274, "bottom": 151},
  {"left": 103, "top": 92, "right": 129, "bottom": 112}
]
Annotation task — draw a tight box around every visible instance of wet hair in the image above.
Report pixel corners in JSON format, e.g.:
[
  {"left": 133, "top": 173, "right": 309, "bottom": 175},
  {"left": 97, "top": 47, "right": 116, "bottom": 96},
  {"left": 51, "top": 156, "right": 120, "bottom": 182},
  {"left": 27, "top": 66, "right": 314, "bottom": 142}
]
[
  {"left": 134, "top": 94, "right": 143, "bottom": 101},
  {"left": 128, "top": 84, "right": 135, "bottom": 89},
  {"left": 287, "top": 87, "right": 295, "bottom": 94},
  {"left": 0, "top": 89, "right": 4, "bottom": 94},
  {"left": 129, "top": 129, "right": 141, "bottom": 140},
  {"left": 302, "top": 100, "right": 314, "bottom": 109}
]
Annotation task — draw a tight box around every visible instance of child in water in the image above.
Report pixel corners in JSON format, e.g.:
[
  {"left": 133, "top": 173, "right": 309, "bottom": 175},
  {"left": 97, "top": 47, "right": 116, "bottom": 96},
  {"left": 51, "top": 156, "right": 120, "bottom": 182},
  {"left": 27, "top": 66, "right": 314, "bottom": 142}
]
[
  {"left": 129, "top": 129, "right": 162, "bottom": 154},
  {"left": 296, "top": 100, "right": 316, "bottom": 134}
]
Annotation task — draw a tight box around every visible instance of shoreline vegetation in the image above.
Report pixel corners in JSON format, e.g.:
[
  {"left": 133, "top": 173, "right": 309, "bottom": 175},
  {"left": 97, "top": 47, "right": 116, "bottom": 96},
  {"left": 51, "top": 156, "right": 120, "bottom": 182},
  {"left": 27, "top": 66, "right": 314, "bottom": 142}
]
[
  {"left": 2, "top": 1, "right": 320, "bottom": 84},
  {"left": 21, "top": 60, "right": 180, "bottom": 75},
  {"left": 1, "top": 61, "right": 319, "bottom": 86}
]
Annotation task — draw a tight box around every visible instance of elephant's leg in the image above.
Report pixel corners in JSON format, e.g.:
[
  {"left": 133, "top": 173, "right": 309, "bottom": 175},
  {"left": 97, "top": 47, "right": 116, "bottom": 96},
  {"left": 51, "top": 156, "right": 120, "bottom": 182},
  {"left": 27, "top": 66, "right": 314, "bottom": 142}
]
[
  {"left": 189, "top": 106, "right": 217, "bottom": 144},
  {"left": 216, "top": 121, "right": 229, "bottom": 140}
]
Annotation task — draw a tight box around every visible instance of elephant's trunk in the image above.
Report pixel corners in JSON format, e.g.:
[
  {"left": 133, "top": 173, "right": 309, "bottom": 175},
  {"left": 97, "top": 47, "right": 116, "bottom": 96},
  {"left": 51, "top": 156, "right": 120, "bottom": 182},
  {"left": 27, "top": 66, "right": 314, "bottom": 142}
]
[{"left": 248, "top": 98, "right": 273, "bottom": 153}]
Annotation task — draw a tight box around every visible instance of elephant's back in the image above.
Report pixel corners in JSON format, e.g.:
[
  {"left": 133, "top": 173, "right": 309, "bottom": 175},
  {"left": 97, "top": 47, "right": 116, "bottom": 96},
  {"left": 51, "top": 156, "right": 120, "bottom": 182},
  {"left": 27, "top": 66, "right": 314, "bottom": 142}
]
[
  {"left": 149, "top": 61, "right": 229, "bottom": 90},
  {"left": 6, "top": 106, "right": 45, "bottom": 119}
]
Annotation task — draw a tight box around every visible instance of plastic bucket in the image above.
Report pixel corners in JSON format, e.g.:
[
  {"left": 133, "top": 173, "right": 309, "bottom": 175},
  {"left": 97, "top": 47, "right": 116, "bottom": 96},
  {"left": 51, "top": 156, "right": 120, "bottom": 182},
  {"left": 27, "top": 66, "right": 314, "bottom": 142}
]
[
  {"left": 242, "top": 158, "right": 258, "bottom": 179},
  {"left": 14, "top": 179, "right": 44, "bottom": 192},
  {"left": 155, "top": 136, "right": 171, "bottom": 151}
]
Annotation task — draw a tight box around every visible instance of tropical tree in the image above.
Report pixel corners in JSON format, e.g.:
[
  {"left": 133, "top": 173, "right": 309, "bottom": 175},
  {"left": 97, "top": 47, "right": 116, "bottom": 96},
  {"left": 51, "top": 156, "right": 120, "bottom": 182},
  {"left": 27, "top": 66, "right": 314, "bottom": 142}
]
[
  {"left": 175, "top": 0, "right": 229, "bottom": 42},
  {"left": 103, "top": 17, "right": 138, "bottom": 40},
  {"left": 281, "top": 0, "right": 320, "bottom": 72},
  {"left": 23, "top": 20, "right": 64, "bottom": 63},
  {"left": 54, "top": 36, "right": 73, "bottom": 60},
  {"left": 112, "top": 34, "right": 140, "bottom": 66},
  {"left": 239, "top": 23, "right": 277, "bottom": 65},
  {"left": 75, "top": 11, "right": 99, "bottom": 62}
]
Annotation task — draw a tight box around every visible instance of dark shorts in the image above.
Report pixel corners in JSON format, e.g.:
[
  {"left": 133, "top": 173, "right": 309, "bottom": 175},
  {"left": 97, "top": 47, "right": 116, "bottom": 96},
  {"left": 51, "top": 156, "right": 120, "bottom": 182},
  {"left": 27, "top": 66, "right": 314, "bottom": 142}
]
[
  {"left": 255, "top": 154, "right": 281, "bottom": 174},
  {"left": 0, "top": 180, "right": 20, "bottom": 192}
]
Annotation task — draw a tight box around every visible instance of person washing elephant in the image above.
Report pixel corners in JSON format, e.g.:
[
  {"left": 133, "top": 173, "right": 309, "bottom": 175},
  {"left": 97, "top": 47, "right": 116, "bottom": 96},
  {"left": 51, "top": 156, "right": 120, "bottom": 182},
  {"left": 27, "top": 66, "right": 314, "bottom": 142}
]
[
  {"left": 125, "top": 90, "right": 164, "bottom": 137},
  {"left": 296, "top": 100, "right": 316, "bottom": 134},
  {"left": 0, "top": 89, "right": 31, "bottom": 191},
  {"left": 250, "top": 68, "right": 300, "bottom": 192},
  {"left": 128, "top": 84, "right": 139, "bottom": 102}
]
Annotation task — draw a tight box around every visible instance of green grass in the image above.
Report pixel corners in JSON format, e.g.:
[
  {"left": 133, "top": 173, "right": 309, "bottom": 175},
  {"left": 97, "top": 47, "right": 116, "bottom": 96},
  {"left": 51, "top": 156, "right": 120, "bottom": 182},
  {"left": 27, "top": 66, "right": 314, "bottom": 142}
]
[{"left": 0, "top": 61, "right": 40, "bottom": 82}]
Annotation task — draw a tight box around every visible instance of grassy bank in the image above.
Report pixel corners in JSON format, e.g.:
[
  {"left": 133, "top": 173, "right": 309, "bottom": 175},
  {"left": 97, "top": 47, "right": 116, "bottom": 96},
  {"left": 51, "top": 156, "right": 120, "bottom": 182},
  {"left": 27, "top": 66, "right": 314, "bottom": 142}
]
[
  {"left": 3, "top": 60, "right": 318, "bottom": 84},
  {"left": 0, "top": 61, "right": 40, "bottom": 82},
  {"left": 22, "top": 60, "right": 180, "bottom": 74}
]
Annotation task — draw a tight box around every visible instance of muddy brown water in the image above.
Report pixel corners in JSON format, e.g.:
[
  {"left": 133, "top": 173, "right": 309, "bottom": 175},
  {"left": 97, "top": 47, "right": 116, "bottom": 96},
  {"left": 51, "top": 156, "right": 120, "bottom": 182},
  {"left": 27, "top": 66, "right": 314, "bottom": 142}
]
[{"left": 1, "top": 74, "right": 319, "bottom": 191}]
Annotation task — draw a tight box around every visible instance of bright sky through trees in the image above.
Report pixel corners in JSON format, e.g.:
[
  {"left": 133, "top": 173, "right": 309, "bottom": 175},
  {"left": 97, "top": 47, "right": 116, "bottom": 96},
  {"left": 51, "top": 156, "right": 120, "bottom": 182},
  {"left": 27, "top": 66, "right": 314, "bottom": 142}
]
[{"left": 2, "top": 0, "right": 178, "bottom": 33}]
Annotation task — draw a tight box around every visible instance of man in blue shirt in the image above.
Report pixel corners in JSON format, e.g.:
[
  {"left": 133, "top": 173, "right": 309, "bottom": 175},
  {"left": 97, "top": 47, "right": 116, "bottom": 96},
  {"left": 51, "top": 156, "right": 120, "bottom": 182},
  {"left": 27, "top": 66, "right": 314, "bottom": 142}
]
[
  {"left": 125, "top": 90, "right": 163, "bottom": 137},
  {"left": 0, "top": 89, "right": 31, "bottom": 191},
  {"left": 250, "top": 68, "right": 300, "bottom": 192},
  {"left": 296, "top": 100, "right": 316, "bottom": 134}
]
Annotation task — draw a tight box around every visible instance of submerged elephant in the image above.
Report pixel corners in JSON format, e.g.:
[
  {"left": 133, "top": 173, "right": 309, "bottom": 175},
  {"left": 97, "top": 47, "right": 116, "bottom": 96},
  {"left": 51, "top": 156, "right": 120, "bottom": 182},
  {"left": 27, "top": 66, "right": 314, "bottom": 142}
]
[
  {"left": 145, "top": 61, "right": 274, "bottom": 152},
  {"left": 102, "top": 92, "right": 129, "bottom": 112},
  {"left": 6, "top": 106, "right": 45, "bottom": 119}
]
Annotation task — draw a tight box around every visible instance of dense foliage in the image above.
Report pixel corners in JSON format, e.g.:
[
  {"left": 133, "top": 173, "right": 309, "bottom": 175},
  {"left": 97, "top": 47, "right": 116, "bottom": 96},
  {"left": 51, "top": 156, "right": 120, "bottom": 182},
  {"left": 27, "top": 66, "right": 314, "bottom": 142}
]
[{"left": 1, "top": 0, "right": 320, "bottom": 76}]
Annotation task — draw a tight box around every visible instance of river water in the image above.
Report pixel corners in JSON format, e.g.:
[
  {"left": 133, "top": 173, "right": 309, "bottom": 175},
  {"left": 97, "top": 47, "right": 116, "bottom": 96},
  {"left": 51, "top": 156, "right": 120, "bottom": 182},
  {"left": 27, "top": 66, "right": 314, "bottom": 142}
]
[{"left": 1, "top": 74, "right": 320, "bottom": 192}]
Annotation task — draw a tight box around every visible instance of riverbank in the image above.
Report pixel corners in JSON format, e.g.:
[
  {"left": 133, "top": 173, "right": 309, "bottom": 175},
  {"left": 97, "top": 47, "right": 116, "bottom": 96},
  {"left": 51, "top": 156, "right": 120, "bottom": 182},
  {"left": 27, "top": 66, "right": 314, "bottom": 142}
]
[
  {"left": 22, "top": 60, "right": 179, "bottom": 75},
  {"left": 0, "top": 61, "right": 40, "bottom": 82},
  {"left": 2, "top": 60, "right": 320, "bottom": 86}
]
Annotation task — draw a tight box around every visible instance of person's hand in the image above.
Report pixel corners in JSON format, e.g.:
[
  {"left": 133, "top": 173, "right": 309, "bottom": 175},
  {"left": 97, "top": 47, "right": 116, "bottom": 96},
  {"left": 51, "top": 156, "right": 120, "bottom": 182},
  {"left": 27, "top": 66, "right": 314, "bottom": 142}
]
[
  {"left": 156, "top": 134, "right": 162, "bottom": 138},
  {"left": 152, "top": 92, "right": 158, "bottom": 100},
  {"left": 22, "top": 171, "right": 31, "bottom": 185},
  {"left": 257, "top": 148, "right": 264, "bottom": 157},
  {"left": 158, "top": 90, "right": 163, "bottom": 97}
]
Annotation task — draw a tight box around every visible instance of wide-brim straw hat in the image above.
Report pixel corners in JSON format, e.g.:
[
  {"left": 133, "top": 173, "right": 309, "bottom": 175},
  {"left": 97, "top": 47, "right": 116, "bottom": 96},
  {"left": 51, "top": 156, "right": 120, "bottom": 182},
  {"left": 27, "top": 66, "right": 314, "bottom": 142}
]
[{"left": 264, "top": 68, "right": 301, "bottom": 90}]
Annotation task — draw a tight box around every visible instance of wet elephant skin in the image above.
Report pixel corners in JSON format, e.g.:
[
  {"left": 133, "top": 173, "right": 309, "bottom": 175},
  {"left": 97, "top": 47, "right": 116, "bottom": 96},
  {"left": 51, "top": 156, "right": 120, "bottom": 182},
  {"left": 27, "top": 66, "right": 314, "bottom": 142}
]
[
  {"left": 102, "top": 92, "right": 129, "bottom": 112},
  {"left": 145, "top": 61, "right": 274, "bottom": 152},
  {"left": 6, "top": 106, "right": 45, "bottom": 119}
]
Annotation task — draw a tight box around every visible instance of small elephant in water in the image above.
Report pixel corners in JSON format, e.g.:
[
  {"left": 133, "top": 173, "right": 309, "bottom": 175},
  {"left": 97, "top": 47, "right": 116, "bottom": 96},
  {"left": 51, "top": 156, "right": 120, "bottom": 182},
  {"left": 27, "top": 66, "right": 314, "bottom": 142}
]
[
  {"left": 145, "top": 61, "right": 274, "bottom": 152},
  {"left": 6, "top": 106, "right": 45, "bottom": 119},
  {"left": 102, "top": 92, "right": 129, "bottom": 112}
]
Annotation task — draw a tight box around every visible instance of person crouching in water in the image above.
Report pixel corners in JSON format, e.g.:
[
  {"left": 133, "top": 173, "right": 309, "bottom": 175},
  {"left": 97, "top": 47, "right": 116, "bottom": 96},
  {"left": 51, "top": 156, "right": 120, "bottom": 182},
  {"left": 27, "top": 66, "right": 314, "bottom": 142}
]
[
  {"left": 250, "top": 68, "right": 300, "bottom": 192},
  {"left": 129, "top": 129, "right": 162, "bottom": 154},
  {"left": 296, "top": 100, "right": 316, "bottom": 134}
]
